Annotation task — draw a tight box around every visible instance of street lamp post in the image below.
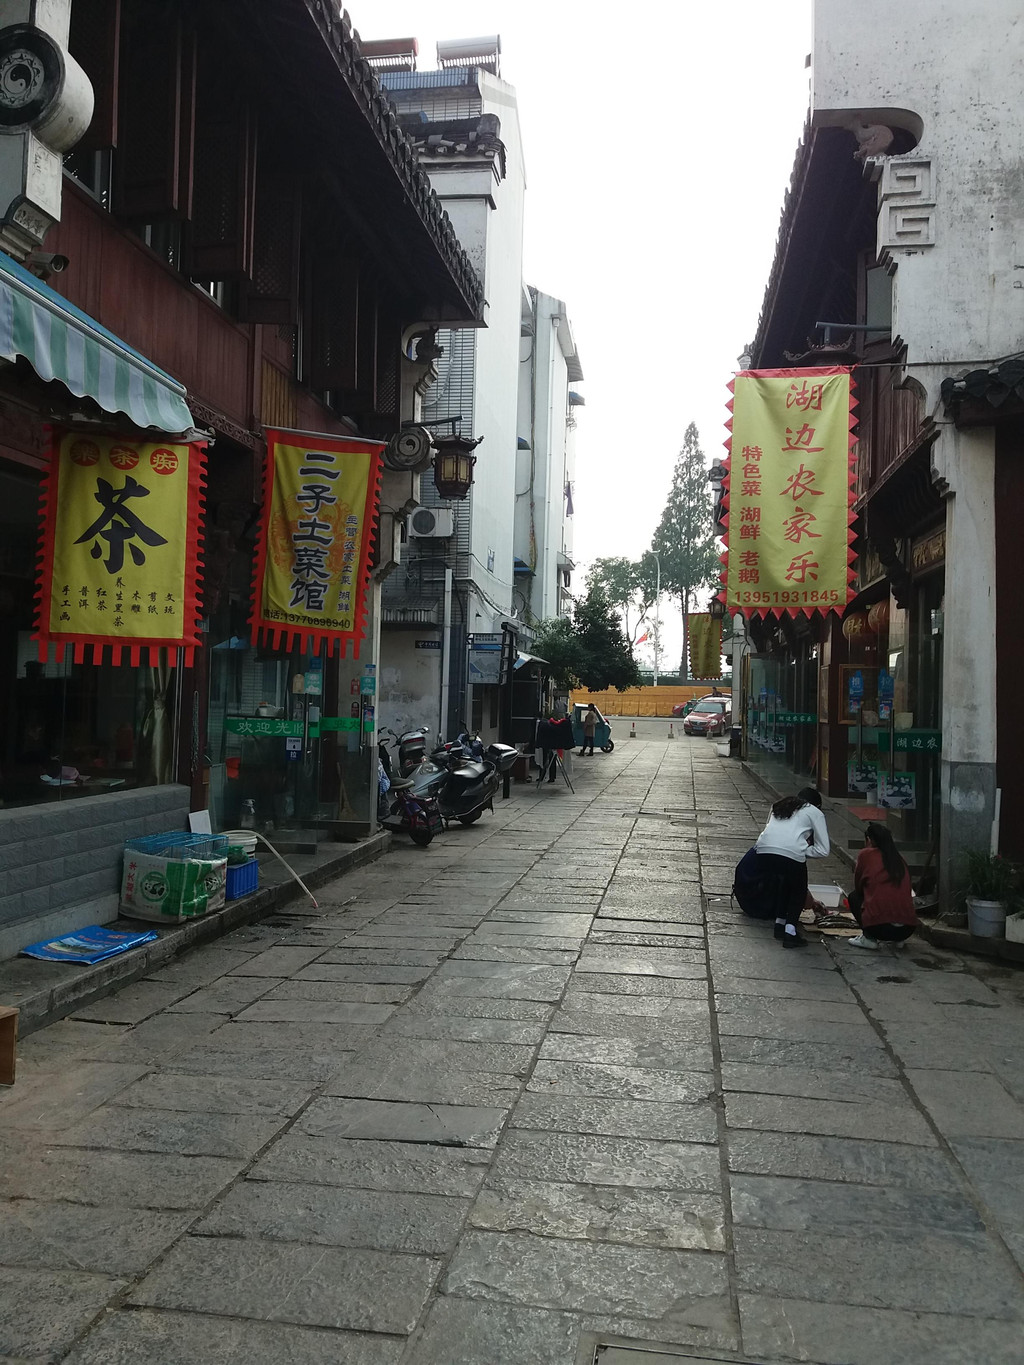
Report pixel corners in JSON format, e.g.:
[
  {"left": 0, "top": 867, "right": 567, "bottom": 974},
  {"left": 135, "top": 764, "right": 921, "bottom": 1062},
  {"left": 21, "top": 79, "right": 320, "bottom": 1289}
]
[{"left": 649, "top": 550, "right": 661, "bottom": 688}]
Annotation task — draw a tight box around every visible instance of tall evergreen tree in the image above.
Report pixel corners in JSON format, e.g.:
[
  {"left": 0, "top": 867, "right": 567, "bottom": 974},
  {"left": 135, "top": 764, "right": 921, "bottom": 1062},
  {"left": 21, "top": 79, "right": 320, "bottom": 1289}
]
[{"left": 651, "top": 422, "right": 718, "bottom": 677}]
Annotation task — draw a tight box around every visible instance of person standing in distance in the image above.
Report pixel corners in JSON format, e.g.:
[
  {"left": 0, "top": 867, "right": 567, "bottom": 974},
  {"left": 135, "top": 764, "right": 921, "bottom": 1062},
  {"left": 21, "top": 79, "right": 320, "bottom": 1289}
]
[
  {"left": 580, "top": 703, "right": 599, "bottom": 756},
  {"left": 755, "top": 787, "right": 830, "bottom": 948}
]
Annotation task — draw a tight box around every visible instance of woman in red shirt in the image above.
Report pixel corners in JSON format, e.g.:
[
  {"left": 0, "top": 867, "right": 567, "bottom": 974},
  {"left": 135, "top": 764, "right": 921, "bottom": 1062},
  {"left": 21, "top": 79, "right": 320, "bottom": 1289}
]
[{"left": 849, "top": 822, "right": 919, "bottom": 949}]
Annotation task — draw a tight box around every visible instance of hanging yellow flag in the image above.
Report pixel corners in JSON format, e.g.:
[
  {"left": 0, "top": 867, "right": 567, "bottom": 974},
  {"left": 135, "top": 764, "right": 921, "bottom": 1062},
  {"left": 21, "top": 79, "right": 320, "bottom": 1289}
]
[
  {"left": 723, "top": 368, "right": 855, "bottom": 616},
  {"left": 35, "top": 430, "right": 205, "bottom": 666},
  {"left": 689, "top": 613, "right": 722, "bottom": 679},
  {"left": 251, "top": 429, "right": 383, "bottom": 656}
]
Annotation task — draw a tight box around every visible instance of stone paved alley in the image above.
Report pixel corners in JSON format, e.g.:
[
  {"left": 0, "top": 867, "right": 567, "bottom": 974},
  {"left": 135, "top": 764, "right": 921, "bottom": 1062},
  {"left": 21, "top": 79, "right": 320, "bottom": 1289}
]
[{"left": 3, "top": 735, "right": 1024, "bottom": 1364}]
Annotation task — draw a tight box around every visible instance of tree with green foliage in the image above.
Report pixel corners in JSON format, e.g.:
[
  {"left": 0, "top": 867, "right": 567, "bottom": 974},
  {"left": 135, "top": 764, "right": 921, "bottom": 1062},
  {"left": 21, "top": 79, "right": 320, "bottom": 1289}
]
[
  {"left": 532, "top": 586, "right": 640, "bottom": 693},
  {"left": 585, "top": 556, "right": 657, "bottom": 643},
  {"left": 651, "top": 421, "right": 719, "bottom": 677}
]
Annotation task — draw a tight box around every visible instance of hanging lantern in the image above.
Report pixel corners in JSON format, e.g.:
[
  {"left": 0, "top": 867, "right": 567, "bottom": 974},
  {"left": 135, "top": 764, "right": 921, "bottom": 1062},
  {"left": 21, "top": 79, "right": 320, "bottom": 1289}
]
[
  {"left": 842, "top": 610, "right": 873, "bottom": 641},
  {"left": 867, "top": 600, "right": 891, "bottom": 634},
  {"left": 432, "top": 433, "right": 483, "bottom": 500}
]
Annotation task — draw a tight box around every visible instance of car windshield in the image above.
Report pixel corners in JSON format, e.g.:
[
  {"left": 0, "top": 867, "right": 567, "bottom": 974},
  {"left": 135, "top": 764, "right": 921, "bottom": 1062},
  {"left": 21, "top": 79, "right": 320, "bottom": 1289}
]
[{"left": 693, "top": 701, "right": 725, "bottom": 714}]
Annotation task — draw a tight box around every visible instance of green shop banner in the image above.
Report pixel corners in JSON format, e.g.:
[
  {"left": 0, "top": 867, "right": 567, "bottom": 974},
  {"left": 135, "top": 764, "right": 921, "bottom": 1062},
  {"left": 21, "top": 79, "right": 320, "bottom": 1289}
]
[{"left": 224, "top": 716, "right": 362, "bottom": 740}]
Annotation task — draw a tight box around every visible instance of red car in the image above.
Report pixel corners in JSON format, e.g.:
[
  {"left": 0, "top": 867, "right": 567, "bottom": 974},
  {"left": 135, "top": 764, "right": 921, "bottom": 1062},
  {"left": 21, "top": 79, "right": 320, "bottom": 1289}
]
[{"left": 682, "top": 697, "right": 732, "bottom": 736}]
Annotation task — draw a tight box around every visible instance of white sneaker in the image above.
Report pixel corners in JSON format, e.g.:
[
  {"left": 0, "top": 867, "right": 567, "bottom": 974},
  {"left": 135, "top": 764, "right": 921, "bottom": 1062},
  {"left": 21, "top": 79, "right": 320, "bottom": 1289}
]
[{"left": 849, "top": 934, "right": 879, "bottom": 950}]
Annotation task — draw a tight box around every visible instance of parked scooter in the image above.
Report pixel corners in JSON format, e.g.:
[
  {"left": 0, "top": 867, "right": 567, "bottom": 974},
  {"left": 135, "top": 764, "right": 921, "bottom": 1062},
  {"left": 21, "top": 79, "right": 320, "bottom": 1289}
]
[
  {"left": 377, "top": 736, "right": 442, "bottom": 846},
  {"left": 409, "top": 735, "right": 518, "bottom": 826},
  {"left": 385, "top": 725, "right": 431, "bottom": 777}
]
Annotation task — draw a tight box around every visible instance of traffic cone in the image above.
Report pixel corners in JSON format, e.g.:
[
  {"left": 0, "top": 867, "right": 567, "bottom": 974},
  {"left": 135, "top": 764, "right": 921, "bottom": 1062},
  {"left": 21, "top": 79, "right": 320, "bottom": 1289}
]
[
  {"left": 668, "top": 723, "right": 675, "bottom": 740},
  {"left": 629, "top": 722, "right": 637, "bottom": 739}
]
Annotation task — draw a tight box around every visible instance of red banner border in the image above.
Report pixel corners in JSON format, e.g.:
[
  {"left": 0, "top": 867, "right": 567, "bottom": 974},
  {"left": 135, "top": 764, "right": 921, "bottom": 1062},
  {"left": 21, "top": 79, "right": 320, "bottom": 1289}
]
[
  {"left": 717, "top": 367, "right": 857, "bottom": 620},
  {"left": 249, "top": 428, "right": 384, "bottom": 658},
  {"left": 33, "top": 428, "right": 207, "bottom": 668}
]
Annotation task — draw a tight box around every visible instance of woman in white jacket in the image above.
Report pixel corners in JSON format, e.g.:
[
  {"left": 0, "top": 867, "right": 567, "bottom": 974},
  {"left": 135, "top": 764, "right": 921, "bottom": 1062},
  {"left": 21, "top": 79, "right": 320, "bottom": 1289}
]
[{"left": 754, "top": 787, "right": 830, "bottom": 949}]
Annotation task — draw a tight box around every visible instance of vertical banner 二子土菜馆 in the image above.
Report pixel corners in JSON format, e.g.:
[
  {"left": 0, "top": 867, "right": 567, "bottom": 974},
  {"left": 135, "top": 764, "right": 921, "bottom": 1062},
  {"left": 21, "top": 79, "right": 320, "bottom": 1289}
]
[
  {"left": 721, "top": 368, "right": 856, "bottom": 617},
  {"left": 251, "top": 429, "right": 383, "bottom": 656}
]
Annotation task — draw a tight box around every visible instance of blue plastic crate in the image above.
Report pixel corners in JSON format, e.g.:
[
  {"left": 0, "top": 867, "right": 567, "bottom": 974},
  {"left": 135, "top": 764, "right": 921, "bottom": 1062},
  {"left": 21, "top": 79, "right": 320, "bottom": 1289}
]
[
  {"left": 125, "top": 831, "right": 229, "bottom": 859},
  {"left": 225, "top": 858, "right": 259, "bottom": 901}
]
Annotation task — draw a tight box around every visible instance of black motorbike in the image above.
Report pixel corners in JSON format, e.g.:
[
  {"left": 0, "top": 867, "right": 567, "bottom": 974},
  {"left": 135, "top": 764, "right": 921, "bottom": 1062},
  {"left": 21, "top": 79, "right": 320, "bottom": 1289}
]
[
  {"left": 409, "top": 735, "right": 519, "bottom": 826},
  {"left": 377, "top": 735, "right": 442, "bottom": 846}
]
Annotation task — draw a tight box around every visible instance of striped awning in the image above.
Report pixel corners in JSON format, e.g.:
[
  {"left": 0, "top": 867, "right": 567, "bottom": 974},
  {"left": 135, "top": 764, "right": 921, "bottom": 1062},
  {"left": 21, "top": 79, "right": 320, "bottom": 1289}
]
[{"left": 0, "top": 249, "right": 194, "bottom": 433}]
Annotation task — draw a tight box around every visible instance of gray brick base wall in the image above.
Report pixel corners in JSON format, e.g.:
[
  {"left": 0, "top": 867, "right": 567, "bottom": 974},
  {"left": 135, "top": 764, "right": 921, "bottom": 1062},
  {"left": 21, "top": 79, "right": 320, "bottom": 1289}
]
[{"left": 0, "top": 785, "right": 191, "bottom": 959}]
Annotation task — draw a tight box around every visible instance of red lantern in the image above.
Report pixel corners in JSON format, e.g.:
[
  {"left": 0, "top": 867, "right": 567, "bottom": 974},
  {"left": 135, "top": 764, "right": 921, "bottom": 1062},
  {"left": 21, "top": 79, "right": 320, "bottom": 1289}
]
[
  {"left": 867, "top": 600, "right": 891, "bottom": 634},
  {"left": 842, "top": 610, "right": 873, "bottom": 641}
]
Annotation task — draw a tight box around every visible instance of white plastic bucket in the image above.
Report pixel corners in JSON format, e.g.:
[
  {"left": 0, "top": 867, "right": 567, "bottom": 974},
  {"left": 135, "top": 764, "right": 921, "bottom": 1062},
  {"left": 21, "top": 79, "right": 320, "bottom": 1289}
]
[
  {"left": 966, "top": 897, "right": 1006, "bottom": 938},
  {"left": 222, "top": 830, "right": 258, "bottom": 856}
]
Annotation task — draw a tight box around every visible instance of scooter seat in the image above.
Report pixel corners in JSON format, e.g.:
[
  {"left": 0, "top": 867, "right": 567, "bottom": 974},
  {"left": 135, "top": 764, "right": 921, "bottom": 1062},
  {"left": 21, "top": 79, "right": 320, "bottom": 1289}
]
[{"left": 390, "top": 776, "right": 415, "bottom": 790}]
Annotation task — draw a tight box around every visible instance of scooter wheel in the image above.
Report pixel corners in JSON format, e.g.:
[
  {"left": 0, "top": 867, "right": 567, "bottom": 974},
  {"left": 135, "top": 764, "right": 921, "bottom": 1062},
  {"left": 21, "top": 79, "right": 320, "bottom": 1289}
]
[
  {"left": 601, "top": 741, "right": 615, "bottom": 752},
  {"left": 409, "top": 827, "right": 433, "bottom": 846},
  {"left": 458, "top": 809, "right": 483, "bottom": 825}
]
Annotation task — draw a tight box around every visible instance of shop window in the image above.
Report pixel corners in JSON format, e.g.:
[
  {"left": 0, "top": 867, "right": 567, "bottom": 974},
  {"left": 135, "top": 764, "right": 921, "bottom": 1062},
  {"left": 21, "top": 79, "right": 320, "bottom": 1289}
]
[{"left": 63, "top": 149, "right": 113, "bottom": 209}]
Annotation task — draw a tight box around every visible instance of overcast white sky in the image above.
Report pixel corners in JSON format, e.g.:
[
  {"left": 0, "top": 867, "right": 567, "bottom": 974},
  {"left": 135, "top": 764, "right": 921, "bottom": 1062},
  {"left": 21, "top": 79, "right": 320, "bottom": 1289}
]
[{"left": 360, "top": 0, "right": 812, "bottom": 659}]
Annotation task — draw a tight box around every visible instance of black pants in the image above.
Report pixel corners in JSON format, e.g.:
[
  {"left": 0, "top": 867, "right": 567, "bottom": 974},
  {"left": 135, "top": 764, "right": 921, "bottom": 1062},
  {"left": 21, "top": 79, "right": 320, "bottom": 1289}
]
[
  {"left": 540, "top": 748, "right": 558, "bottom": 782},
  {"left": 758, "top": 854, "right": 808, "bottom": 927},
  {"left": 581, "top": 735, "right": 595, "bottom": 754},
  {"left": 850, "top": 898, "right": 914, "bottom": 941}
]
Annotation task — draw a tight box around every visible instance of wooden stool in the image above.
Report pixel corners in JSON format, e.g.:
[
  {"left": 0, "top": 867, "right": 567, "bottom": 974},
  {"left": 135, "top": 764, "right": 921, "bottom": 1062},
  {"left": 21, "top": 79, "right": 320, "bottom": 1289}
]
[{"left": 0, "top": 1006, "right": 17, "bottom": 1086}]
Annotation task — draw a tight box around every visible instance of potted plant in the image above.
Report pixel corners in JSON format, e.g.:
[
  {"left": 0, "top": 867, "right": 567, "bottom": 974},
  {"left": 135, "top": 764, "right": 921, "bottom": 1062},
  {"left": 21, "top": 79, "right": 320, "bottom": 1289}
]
[{"left": 963, "top": 851, "right": 1021, "bottom": 938}]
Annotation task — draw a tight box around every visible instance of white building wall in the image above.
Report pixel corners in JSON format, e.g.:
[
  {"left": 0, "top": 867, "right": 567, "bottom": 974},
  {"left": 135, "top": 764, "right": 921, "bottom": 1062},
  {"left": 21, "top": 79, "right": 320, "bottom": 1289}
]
[{"left": 811, "top": 0, "right": 1022, "bottom": 881}]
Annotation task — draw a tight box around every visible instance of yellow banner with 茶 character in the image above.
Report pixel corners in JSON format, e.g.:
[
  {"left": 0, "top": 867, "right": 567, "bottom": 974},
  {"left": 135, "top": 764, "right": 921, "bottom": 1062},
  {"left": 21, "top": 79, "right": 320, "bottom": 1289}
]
[
  {"left": 723, "top": 368, "right": 855, "bottom": 617},
  {"left": 251, "top": 429, "right": 383, "bottom": 656},
  {"left": 35, "top": 431, "right": 206, "bottom": 665}
]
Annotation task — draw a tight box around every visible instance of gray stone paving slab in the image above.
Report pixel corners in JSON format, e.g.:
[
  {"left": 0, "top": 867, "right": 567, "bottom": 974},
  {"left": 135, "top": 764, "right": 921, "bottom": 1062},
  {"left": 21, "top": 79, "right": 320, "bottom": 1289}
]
[
  {"left": 72, "top": 1012, "right": 229, "bottom": 1063},
  {"left": 597, "top": 901, "right": 703, "bottom": 921},
  {"left": 0, "top": 1061, "right": 149, "bottom": 1130},
  {"left": 297, "top": 1096, "right": 508, "bottom": 1147},
  {"left": 0, "top": 1145, "right": 244, "bottom": 1209},
  {"left": 725, "top": 1092, "right": 937, "bottom": 1144},
  {"left": 160, "top": 1044, "right": 353, "bottom": 1082},
  {"left": 539, "top": 1032, "right": 715, "bottom": 1073},
  {"left": 0, "top": 1266, "right": 123, "bottom": 1360},
  {"left": 261, "top": 979, "right": 414, "bottom": 1003},
  {"left": 470, "top": 1177, "right": 726, "bottom": 1251},
  {"left": 325, "top": 1059, "right": 520, "bottom": 1106},
  {"left": 228, "top": 946, "right": 326, "bottom": 977},
  {"left": 712, "top": 972, "right": 855, "bottom": 1001},
  {"left": 906, "top": 1068, "right": 1024, "bottom": 1138},
  {"left": 382, "top": 1014, "right": 546, "bottom": 1043},
  {"left": 717, "top": 1008, "right": 879, "bottom": 1044},
  {"left": 558, "top": 992, "right": 710, "bottom": 1020},
  {"left": 950, "top": 1136, "right": 1024, "bottom": 1270},
  {"left": 714, "top": 992, "right": 867, "bottom": 1024},
  {"left": 450, "top": 943, "right": 578, "bottom": 964},
  {"left": 491, "top": 1129, "right": 722, "bottom": 1190},
  {"left": 738, "top": 1293, "right": 1024, "bottom": 1364},
  {"left": 401, "top": 992, "right": 554, "bottom": 1022},
  {"left": 64, "top": 1309, "right": 405, "bottom": 1365},
  {"left": 403, "top": 1298, "right": 580, "bottom": 1365},
  {"left": 249, "top": 1135, "right": 490, "bottom": 1196},
  {"left": 727, "top": 1130, "right": 957, "bottom": 1187},
  {"left": 130, "top": 1235, "right": 440, "bottom": 1335},
  {"left": 575, "top": 950, "right": 706, "bottom": 977},
  {"left": 718, "top": 1033, "right": 899, "bottom": 1075},
  {"left": 109, "top": 1071, "right": 313, "bottom": 1116},
  {"left": 733, "top": 1225, "right": 1024, "bottom": 1319},
  {"left": 197, "top": 1021, "right": 377, "bottom": 1053},
  {"left": 721, "top": 1061, "right": 908, "bottom": 1103},
  {"left": 47, "top": 1105, "right": 288, "bottom": 1159},
  {"left": 511, "top": 1093, "right": 717, "bottom": 1144},
  {"left": 345, "top": 1038, "right": 536, "bottom": 1076},
  {"left": 70, "top": 982, "right": 191, "bottom": 1024},
  {"left": 731, "top": 1172, "right": 983, "bottom": 1237},
  {"left": 196, "top": 1179, "right": 469, "bottom": 1254},
  {"left": 528, "top": 1059, "right": 714, "bottom": 1103},
  {"left": 295, "top": 962, "right": 436, "bottom": 982},
  {"left": 588, "top": 931, "right": 706, "bottom": 948},
  {"left": 0, "top": 1200, "right": 191, "bottom": 1274},
  {"left": 145, "top": 947, "right": 256, "bottom": 985},
  {"left": 570, "top": 973, "right": 708, "bottom": 998},
  {"left": 443, "top": 1230, "right": 728, "bottom": 1317},
  {"left": 231, "top": 998, "right": 397, "bottom": 1025},
  {"left": 466, "top": 932, "right": 587, "bottom": 951},
  {"left": 549, "top": 1010, "right": 714, "bottom": 1048},
  {"left": 166, "top": 976, "right": 285, "bottom": 1013}
]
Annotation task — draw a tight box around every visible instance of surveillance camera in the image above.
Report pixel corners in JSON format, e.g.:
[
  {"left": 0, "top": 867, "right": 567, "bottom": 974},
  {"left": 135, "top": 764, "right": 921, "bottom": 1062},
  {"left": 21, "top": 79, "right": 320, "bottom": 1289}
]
[{"left": 28, "top": 253, "right": 69, "bottom": 277}]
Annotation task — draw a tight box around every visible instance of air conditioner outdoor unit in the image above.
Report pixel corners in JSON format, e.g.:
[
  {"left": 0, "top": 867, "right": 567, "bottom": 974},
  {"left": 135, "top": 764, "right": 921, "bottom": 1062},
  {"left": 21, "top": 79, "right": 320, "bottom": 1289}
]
[{"left": 407, "top": 506, "right": 454, "bottom": 538}]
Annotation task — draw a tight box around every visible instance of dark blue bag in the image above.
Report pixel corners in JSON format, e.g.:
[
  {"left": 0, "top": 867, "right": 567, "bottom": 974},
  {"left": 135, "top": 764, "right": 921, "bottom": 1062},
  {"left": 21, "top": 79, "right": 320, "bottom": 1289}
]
[{"left": 732, "top": 847, "right": 776, "bottom": 919}]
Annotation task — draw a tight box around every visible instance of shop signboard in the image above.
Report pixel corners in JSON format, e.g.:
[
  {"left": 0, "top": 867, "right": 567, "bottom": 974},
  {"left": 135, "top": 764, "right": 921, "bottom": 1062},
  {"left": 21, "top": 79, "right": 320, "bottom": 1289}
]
[
  {"left": 35, "top": 430, "right": 206, "bottom": 665},
  {"left": 721, "top": 368, "right": 856, "bottom": 617},
  {"left": 848, "top": 758, "right": 879, "bottom": 793},
  {"left": 847, "top": 669, "right": 864, "bottom": 716},
  {"left": 879, "top": 772, "right": 917, "bottom": 809},
  {"left": 251, "top": 429, "right": 383, "bottom": 657},
  {"left": 689, "top": 613, "right": 722, "bottom": 679},
  {"left": 878, "top": 669, "right": 894, "bottom": 722}
]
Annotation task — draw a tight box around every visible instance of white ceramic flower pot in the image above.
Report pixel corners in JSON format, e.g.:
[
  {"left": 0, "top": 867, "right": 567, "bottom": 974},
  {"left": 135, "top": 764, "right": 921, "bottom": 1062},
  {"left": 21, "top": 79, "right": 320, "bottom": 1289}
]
[{"left": 1005, "top": 912, "right": 1024, "bottom": 944}]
